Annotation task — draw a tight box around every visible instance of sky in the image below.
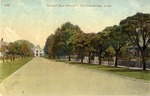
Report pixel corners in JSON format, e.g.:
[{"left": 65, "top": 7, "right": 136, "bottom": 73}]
[{"left": 0, "top": 0, "right": 150, "bottom": 48}]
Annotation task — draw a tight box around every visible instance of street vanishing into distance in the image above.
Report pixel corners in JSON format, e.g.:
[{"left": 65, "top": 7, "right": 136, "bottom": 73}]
[
  {"left": 1, "top": 0, "right": 150, "bottom": 96},
  {"left": 0, "top": 58, "right": 149, "bottom": 96}
]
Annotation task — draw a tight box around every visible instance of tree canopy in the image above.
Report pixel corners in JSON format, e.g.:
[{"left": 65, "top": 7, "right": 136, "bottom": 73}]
[
  {"left": 44, "top": 13, "right": 150, "bottom": 70},
  {"left": 44, "top": 22, "right": 83, "bottom": 60},
  {"left": 120, "top": 12, "right": 150, "bottom": 70}
]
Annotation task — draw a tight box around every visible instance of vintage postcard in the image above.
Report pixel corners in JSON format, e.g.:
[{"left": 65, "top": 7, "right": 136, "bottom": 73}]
[{"left": 0, "top": 0, "right": 150, "bottom": 96}]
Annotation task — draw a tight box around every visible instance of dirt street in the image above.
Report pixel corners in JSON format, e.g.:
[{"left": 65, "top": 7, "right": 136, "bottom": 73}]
[{"left": 0, "top": 58, "right": 149, "bottom": 96}]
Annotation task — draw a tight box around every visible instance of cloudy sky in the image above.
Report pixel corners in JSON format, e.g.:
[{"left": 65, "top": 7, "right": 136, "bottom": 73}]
[{"left": 0, "top": 0, "right": 150, "bottom": 47}]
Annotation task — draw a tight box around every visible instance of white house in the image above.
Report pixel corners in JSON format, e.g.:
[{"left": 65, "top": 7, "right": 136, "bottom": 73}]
[{"left": 32, "top": 45, "right": 45, "bottom": 57}]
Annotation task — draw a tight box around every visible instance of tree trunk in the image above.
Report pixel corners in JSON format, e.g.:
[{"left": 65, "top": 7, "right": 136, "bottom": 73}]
[
  {"left": 108, "top": 56, "right": 110, "bottom": 66},
  {"left": 10, "top": 54, "right": 13, "bottom": 61},
  {"left": 68, "top": 51, "right": 71, "bottom": 61},
  {"left": 88, "top": 52, "right": 91, "bottom": 64},
  {"left": 115, "top": 52, "right": 118, "bottom": 67},
  {"left": 141, "top": 51, "right": 146, "bottom": 71},
  {"left": 98, "top": 54, "right": 101, "bottom": 65},
  {"left": 81, "top": 53, "right": 84, "bottom": 63},
  {"left": 3, "top": 55, "right": 5, "bottom": 63},
  {"left": 13, "top": 55, "right": 15, "bottom": 61},
  {"left": 52, "top": 55, "right": 55, "bottom": 59}
]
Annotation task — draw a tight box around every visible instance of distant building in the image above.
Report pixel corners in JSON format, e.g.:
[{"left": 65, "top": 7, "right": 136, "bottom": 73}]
[
  {"left": 0, "top": 38, "right": 9, "bottom": 57},
  {"left": 128, "top": 45, "right": 150, "bottom": 58},
  {"left": 32, "top": 45, "right": 45, "bottom": 57},
  {"left": 128, "top": 46, "right": 140, "bottom": 58}
]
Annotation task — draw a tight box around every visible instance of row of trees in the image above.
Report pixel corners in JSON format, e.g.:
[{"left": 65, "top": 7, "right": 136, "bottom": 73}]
[
  {"left": 0, "top": 40, "right": 34, "bottom": 62},
  {"left": 44, "top": 22, "right": 83, "bottom": 60},
  {"left": 44, "top": 13, "right": 150, "bottom": 70}
]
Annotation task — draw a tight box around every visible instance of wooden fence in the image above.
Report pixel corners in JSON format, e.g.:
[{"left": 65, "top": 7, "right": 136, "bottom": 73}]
[{"left": 118, "top": 60, "right": 150, "bottom": 69}]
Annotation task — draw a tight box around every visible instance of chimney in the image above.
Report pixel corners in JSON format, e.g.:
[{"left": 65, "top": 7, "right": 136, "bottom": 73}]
[{"left": 1, "top": 38, "right": 3, "bottom": 42}]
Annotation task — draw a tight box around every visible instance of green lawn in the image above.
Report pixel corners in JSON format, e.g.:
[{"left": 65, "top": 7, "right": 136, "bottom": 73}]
[
  {"left": 0, "top": 58, "right": 33, "bottom": 83},
  {"left": 60, "top": 60, "right": 150, "bottom": 81}
]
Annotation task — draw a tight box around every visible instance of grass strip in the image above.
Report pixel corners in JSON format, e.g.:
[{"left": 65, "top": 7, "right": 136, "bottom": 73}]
[
  {"left": 57, "top": 60, "right": 150, "bottom": 81},
  {"left": 0, "top": 58, "right": 33, "bottom": 83}
]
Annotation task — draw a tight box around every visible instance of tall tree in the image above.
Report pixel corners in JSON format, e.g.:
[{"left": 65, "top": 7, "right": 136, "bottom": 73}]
[
  {"left": 91, "top": 32, "right": 109, "bottom": 65},
  {"left": 53, "top": 27, "right": 66, "bottom": 58},
  {"left": 13, "top": 40, "right": 34, "bottom": 58},
  {"left": 84, "top": 33, "right": 96, "bottom": 64},
  {"left": 105, "top": 25, "right": 128, "bottom": 67},
  {"left": 71, "top": 32, "right": 87, "bottom": 63},
  {"left": 44, "top": 22, "right": 83, "bottom": 60},
  {"left": 120, "top": 13, "right": 150, "bottom": 70},
  {"left": 8, "top": 42, "right": 16, "bottom": 61},
  {"left": 67, "top": 25, "right": 83, "bottom": 61},
  {"left": 49, "top": 22, "right": 83, "bottom": 60},
  {"left": 44, "top": 34, "right": 56, "bottom": 58},
  {"left": 60, "top": 22, "right": 80, "bottom": 61}
]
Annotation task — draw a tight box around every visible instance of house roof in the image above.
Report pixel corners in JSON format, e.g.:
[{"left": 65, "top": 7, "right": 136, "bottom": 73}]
[
  {"left": 3, "top": 42, "right": 9, "bottom": 46},
  {"left": 0, "top": 40, "right": 9, "bottom": 48},
  {"left": 32, "top": 45, "right": 43, "bottom": 51}
]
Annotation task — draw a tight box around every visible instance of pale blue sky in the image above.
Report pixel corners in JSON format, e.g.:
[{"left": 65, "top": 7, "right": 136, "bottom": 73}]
[{"left": 0, "top": 0, "right": 150, "bottom": 47}]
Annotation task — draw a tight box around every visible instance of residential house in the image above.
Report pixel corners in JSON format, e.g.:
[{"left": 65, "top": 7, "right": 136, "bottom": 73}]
[
  {"left": 32, "top": 45, "right": 45, "bottom": 57},
  {"left": 0, "top": 38, "right": 9, "bottom": 57}
]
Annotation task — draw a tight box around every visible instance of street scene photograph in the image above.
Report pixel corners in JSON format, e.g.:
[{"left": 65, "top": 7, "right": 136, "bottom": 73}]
[{"left": 0, "top": 0, "right": 150, "bottom": 96}]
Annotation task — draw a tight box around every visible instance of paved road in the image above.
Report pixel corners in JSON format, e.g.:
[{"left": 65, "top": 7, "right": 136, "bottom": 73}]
[{"left": 0, "top": 58, "right": 149, "bottom": 96}]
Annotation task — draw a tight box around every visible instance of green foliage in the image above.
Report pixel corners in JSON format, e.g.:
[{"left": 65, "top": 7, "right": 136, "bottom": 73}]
[
  {"left": 84, "top": 33, "right": 96, "bottom": 52},
  {"left": 120, "top": 12, "right": 150, "bottom": 70},
  {"left": 109, "top": 25, "right": 128, "bottom": 52},
  {"left": 120, "top": 13, "right": 150, "bottom": 49},
  {"left": 44, "top": 34, "right": 56, "bottom": 58},
  {"left": 90, "top": 32, "right": 110, "bottom": 64},
  {"left": 12, "top": 40, "right": 34, "bottom": 56},
  {"left": 93, "top": 32, "right": 110, "bottom": 53},
  {"left": 8, "top": 42, "right": 16, "bottom": 54},
  {"left": 44, "top": 22, "right": 83, "bottom": 59},
  {"left": 104, "top": 47, "right": 115, "bottom": 58},
  {"left": 103, "top": 25, "right": 128, "bottom": 67},
  {"left": 71, "top": 32, "right": 87, "bottom": 53},
  {"left": 72, "top": 33, "right": 95, "bottom": 53},
  {"left": 44, "top": 13, "right": 150, "bottom": 70}
]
